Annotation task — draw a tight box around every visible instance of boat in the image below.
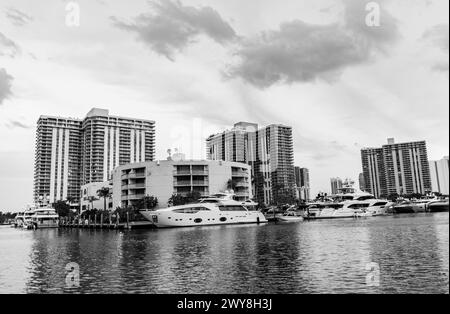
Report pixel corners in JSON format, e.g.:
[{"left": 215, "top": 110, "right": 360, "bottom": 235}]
[
  {"left": 304, "top": 200, "right": 371, "bottom": 220},
  {"left": 427, "top": 199, "right": 449, "bottom": 213},
  {"left": 22, "top": 208, "right": 59, "bottom": 229},
  {"left": 14, "top": 212, "right": 26, "bottom": 228},
  {"left": 278, "top": 211, "right": 303, "bottom": 222},
  {"left": 392, "top": 200, "right": 420, "bottom": 214},
  {"left": 140, "top": 193, "right": 267, "bottom": 228},
  {"left": 356, "top": 200, "right": 392, "bottom": 217}
]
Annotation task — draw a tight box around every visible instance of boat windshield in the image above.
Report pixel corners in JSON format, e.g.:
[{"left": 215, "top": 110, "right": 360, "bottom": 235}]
[{"left": 218, "top": 205, "right": 247, "bottom": 212}]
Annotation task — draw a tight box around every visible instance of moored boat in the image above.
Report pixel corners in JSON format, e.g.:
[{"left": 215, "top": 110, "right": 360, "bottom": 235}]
[
  {"left": 140, "top": 193, "right": 267, "bottom": 228},
  {"left": 427, "top": 199, "right": 449, "bottom": 213}
]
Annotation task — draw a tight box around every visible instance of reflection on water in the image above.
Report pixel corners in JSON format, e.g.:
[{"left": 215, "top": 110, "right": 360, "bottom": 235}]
[{"left": 0, "top": 214, "right": 448, "bottom": 294}]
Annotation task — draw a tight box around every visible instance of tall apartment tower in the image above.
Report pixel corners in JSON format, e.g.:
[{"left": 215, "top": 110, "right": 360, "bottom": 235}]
[
  {"left": 360, "top": 139, "right": 432, "bottom": 198},
  {"left": 34, "top": 116, "right": 82, "bottom": 205},
  {"left": 34, "top": 108, "right": 155, "bottom": 206},
  {"left": 382, "top": 140, "right": 431, "bottom": 195},
  {"left": 206, "top": 122, "right": 295, "bottom": 205},
  {"left": 429, "top": 156, "right": 449, "bottom": 195},
  {"left": 361, "top": 147, "right": 387, "bottom": 198},
  {"left": 295, "top": 167, "right": 310, "bottom": 201},
  {"left": 81, "top": 108, "right": 155, "bottom": 184},
  {"left": 330, "top": 177, "right": 343, "bottom": 195}
]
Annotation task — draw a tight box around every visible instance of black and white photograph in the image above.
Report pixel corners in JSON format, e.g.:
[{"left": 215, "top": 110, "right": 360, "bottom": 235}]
[{"left": 0, "top": 0, "right": 448, "bottom": 299}]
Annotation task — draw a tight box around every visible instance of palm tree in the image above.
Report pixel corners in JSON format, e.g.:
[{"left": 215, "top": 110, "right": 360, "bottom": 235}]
[{"left": 97, "top": 187, "right": 112, "bottom": 212}]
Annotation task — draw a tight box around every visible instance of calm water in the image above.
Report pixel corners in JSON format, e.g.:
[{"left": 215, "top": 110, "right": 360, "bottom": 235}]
[{"left": 0, "top": 213, "right": 448, "bottom": 294}]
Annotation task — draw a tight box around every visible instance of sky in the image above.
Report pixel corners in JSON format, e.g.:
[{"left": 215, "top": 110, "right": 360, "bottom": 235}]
[{"left": 0, "top": 0, "right": 448, "bottom": 211}]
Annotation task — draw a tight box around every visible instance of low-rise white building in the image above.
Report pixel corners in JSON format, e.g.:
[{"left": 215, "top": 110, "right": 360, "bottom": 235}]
[
  {"left": 80, "top": 181, "right": 113, "bottom": 212},
  {"left": 112, "top": 160, "right": 252, "bottom": 209}
]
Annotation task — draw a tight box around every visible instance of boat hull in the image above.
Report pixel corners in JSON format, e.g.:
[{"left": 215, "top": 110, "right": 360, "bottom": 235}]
[
  {"left": 427, "top": 202, "right": 449, "bottom": 213},
  {"left": 141, "top": 210, "right": 268, "bottom": 228}
]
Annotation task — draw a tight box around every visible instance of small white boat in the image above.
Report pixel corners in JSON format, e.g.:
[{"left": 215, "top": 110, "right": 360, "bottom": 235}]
[
  {"left": 278, "top": 211, "right": 303, "bottom": 222},
  {"left": 356, "top": 200, "right": 392, "bottom": 217}
]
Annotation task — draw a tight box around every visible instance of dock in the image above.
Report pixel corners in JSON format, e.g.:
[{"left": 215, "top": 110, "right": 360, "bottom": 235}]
[{"left": 58, "top": 216, "right": 155, "bottom": 230}]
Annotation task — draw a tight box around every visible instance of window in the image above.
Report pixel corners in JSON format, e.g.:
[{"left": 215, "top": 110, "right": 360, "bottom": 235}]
[
  {"left": 373, "top": 202, "right": 387, "bottom": 207},
  {"left": 218, "top": 205, "right": 247, "bottom": 212},
  {"left": 172, "top": 207, "right": 209, "bottom": 214}
]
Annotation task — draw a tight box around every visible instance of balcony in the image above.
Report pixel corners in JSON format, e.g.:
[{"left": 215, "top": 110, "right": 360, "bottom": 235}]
[
  {"left": 232, "top": 171, "right": 248, "bottom": 177},
  {"left": 123, "top": 194, "right": 146, "bottom": 201},
  {"left": 121, "top": 172, "right": 146, "bottom": 179},
  {"left": 122, "top": 183, "right": 146, "bottom": 190}
]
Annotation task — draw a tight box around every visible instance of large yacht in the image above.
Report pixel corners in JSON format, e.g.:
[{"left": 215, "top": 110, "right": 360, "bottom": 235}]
[
  {"left": 304, "top": 200, "right": 370, "bottom": 220},
  {"left": 20, "top": 208, "right": 59, "bottom": 229},
  {"left": 141, "top": 193, "right": 267, "bottom": 228}
]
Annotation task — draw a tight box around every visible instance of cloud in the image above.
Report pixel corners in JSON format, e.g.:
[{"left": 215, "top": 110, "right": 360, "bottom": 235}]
[
  {"left": 0, "top": 68, "right": 14, "bottom": 105},
  {"left": 4, "top": 8, "right": 33, "bottom": 26},
  {"left": 111, "top": 0, "right": 237, "bottom": 61},
  {"left": 423, "top": 24, "right": 449, "bottom": 53},
  {"left": 423, "top": 24, "right": 449, "bottom": 72},
  {"left": 0, "top": 32, "right": 21, "bottom": 57},
  {"left": 226, "top": 0, "right": 399, "bottom": 88},
  {"left": 6, "top": 120, "right": 31, "bottom": 129}
]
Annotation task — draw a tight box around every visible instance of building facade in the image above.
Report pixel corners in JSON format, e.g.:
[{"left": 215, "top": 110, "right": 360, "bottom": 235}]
[
  {"left": 330, "top": 177, "right": 343, "bottom": 195},
  {"left": 81, "top": 108, "right": 155, "bottom": 184},
  {"left": 361, "top": 148, "right": 387, "bottom": 198},
  {"left": 34, "top": 108, "right": 155, "bottom": 206},
  {"left": 112, "top": 160, "right": 252, "bottom": 209},
  {"left": 34, "top": 116, "right": 83, "bottom": 206},
  {"left": 206, "top": 122, "right": 295, "bottom": 206},
  {"left": 429, "top": 156, "right": 449, "bottom": 195},
  {"left": 80, "top": 181, "right": 113, "bottom": 212},
  {"left": 360, "top": 139, "right": 432, "bottom": 198},
  {"left": 358, "top": 173, "right": 366, "bottom": 192},
  {"left": 295, "top": 167, "right": 310, "bottom": 201}
]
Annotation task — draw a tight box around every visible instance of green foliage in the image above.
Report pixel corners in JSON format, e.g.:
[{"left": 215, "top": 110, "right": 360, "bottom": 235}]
[
  {"left": 0, "top": 212, "right": 15, "bottom": 224},
  {"left": 168, "top": 191, "right": 202, "bottom": 207},
  {"left": 53, "top": 200, "right": 72, "bottom": 217},
  {"left": 135, "top": 196, "right": 158, "bottom": 210}
]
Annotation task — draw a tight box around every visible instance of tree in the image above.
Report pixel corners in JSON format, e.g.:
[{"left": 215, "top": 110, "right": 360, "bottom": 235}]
[
  {"left": 97, "top": 187, "right": 112, "bottom": 211},
  {"left": 53, "top": 200, "right": 71, "bottom": 217},
  {"left": 136, "top": 196, "right": 158, "bottom": 210},
  {"left": 168, "top": 191, "right": 202, "bottom": 207}
]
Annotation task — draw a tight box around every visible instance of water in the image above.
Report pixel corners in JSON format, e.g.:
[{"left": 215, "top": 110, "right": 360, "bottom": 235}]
[{"left": 0, "top": 213, "right": 448, "bottom": 294}]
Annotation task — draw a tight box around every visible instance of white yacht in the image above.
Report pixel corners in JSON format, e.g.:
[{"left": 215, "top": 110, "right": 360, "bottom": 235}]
[
  {"left": 357, "top": 200, "right": 392, "bottom": 217},
  {"left": 141, "top": 193, "right": 267, "bottom": 228},
  {"left": 304, "top": 200, "right": 371, "bottom": 220},
  {"left": 22, "top": 208, "right": 59, "bottom": 229}
]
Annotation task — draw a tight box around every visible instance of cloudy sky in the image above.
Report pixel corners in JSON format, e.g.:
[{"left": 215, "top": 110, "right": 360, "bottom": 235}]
[{"left": 0, "top": 0, "right": 448, "bottom": 211}]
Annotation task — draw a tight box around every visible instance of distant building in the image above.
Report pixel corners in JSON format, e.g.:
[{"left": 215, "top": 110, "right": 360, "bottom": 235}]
[
  {"left": 330, "top": 177, "right": 343, "bottom": 195},
  {"left": 295, "top": 167, "right": 310, "bottom": 201},
  {"left": 34, "top": 108, "right": 155, "bottom": 207},
  {"left": 207, "top": 122, "right": 295, "bottom": 206},
  {"left": 429, "top": 156, "right": 449, "bottom": 195},
  {"left": 112, "top": 160, "right": 252, "bottom": 209},
  {"left": 360, "top": 138, "right": 432, "bottom": 198},
  {"left": 358, "top": 173, "right": 366, "bottom": 192}
]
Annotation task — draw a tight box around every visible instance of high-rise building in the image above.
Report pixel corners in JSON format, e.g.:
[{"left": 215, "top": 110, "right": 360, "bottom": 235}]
[
  {"left": 358, "top": 173, "right": 366, "bottom": 192},
  {"left": 81, "top": 108, "right": 155, "bottom": 184},
  {"left": 330, "top": 177, "right": 343, "bottom": 195},
  {"left": 429, "top": 156, "right": 449, "bottom": 195},
  {"left": 361, "top": 147, "right": 387, "bottom": 198},
  {"left": 34, "top": 116, "right": 82, "bottom": 206},
  {"left": 34, "top": 108, "right": 155, "bottom": 206},
  {"left": 360, "top": 139, "right": 432, "bottom": 198},
  {"left": 207, "top": 122, "right": 295, "bottom": 205},
  {"left": 382, "top": 139, "right": 431, "bottom": 195},
  {"left": 295, "top": 167, "right": 310, "bottom": 201}
]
